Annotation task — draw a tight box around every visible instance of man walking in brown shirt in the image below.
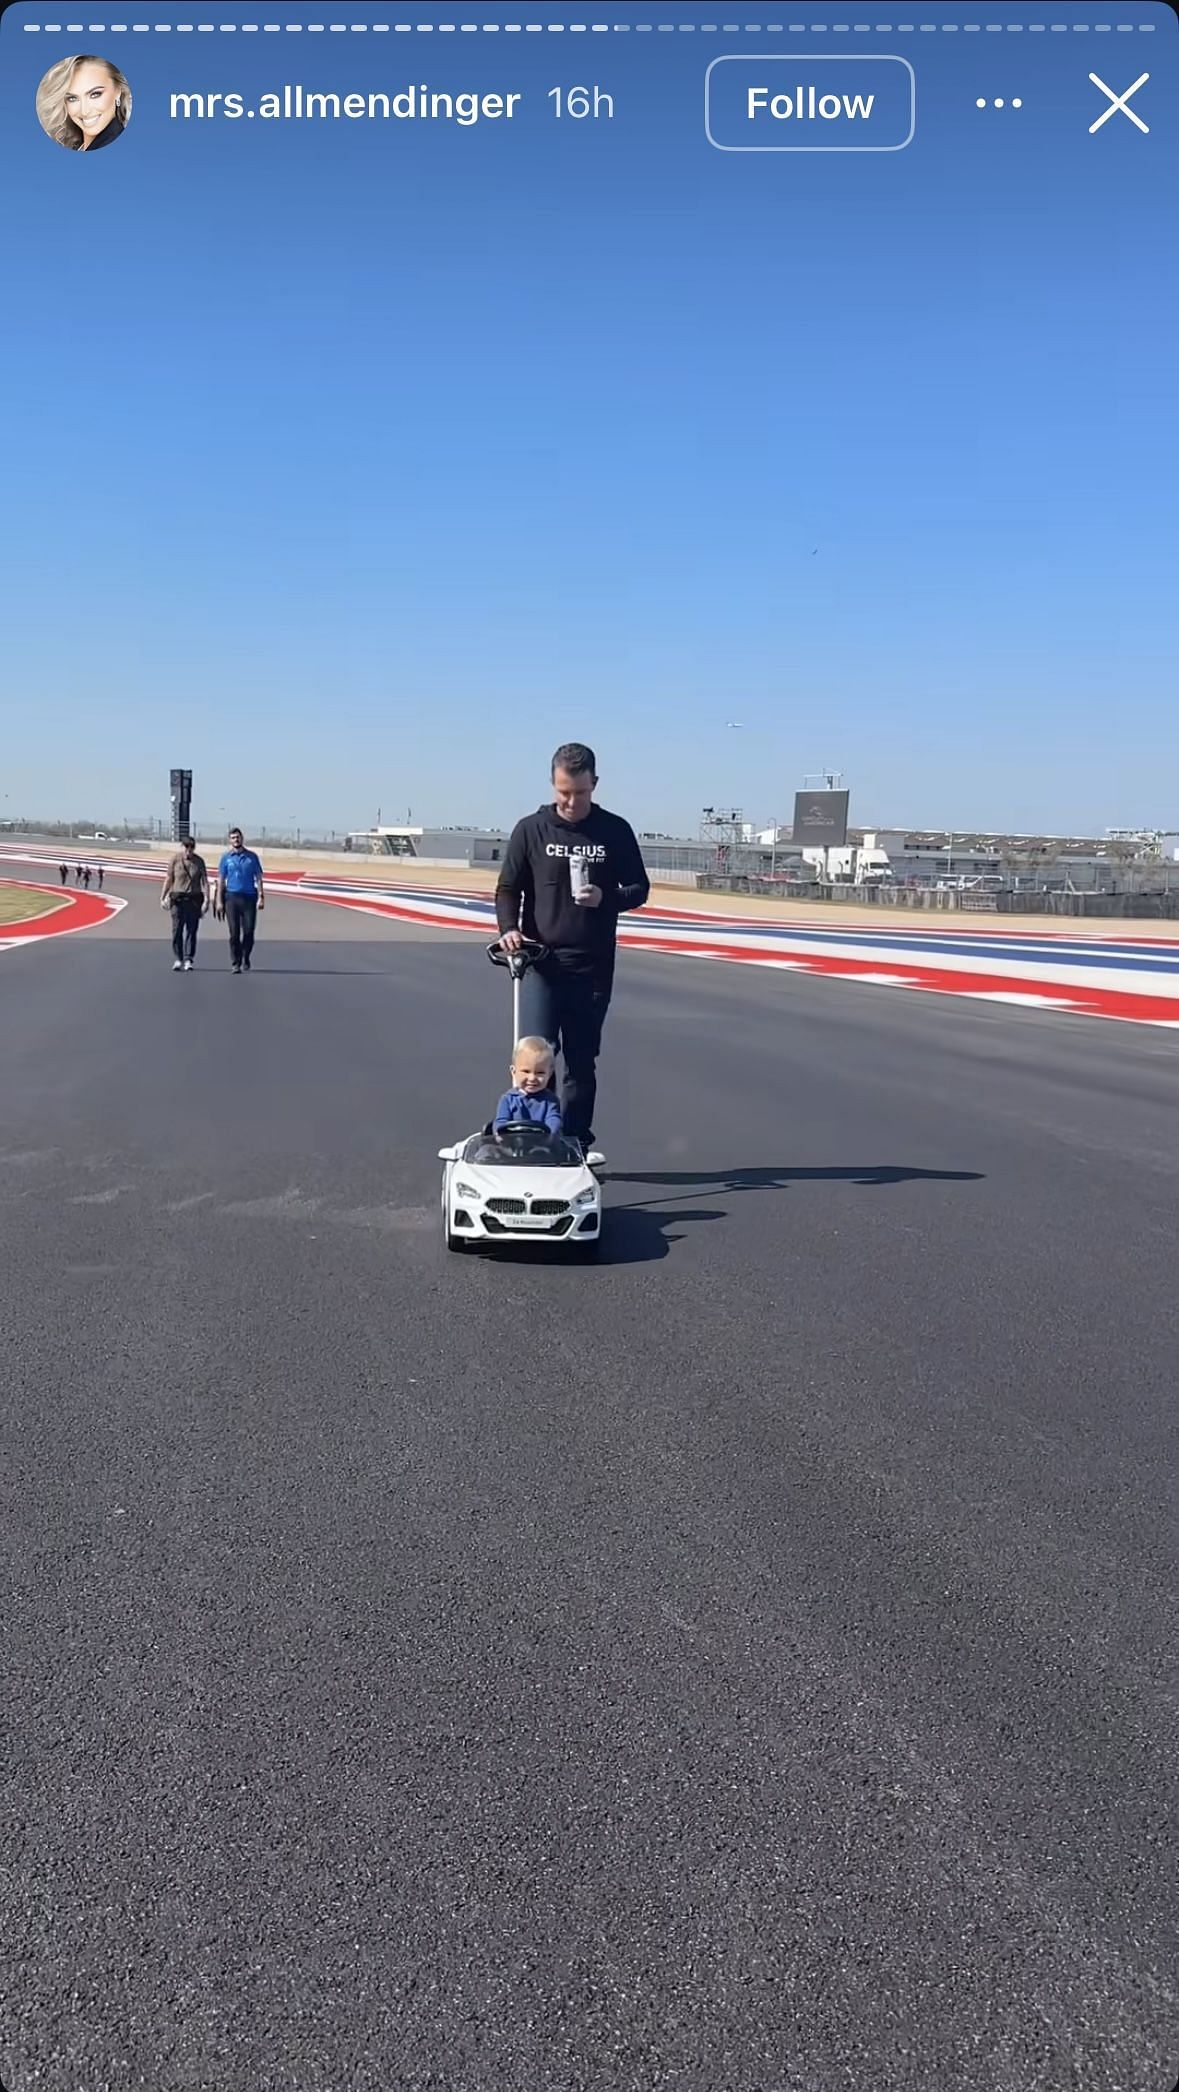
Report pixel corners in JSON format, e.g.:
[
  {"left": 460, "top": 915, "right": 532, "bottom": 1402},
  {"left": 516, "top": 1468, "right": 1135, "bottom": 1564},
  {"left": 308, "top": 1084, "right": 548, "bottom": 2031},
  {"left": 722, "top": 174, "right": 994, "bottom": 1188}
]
[{"left": 160, "top": 836, "right": 210, "bottom": 971}]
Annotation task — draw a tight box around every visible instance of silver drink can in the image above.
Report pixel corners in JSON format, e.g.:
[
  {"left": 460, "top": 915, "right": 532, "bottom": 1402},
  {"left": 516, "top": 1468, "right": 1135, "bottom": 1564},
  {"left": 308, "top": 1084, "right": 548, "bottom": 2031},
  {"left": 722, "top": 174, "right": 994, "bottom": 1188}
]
[{"left": 569, "top": 854, "right": 590, "bottom": 899}]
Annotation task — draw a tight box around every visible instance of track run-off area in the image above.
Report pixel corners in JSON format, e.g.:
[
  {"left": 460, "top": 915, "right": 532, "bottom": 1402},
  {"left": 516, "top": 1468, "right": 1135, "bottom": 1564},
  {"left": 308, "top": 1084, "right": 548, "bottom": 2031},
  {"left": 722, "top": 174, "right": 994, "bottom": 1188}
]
[{"left": 1, "top": 866, "right": 1176, "bottom": 2092}]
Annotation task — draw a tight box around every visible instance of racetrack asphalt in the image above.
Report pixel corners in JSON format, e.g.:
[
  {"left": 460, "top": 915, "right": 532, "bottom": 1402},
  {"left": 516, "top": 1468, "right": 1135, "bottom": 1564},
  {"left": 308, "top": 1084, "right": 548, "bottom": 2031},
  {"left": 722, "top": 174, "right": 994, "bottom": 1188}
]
[{"left": 1, "top": 878, "right": 1176, "bottom": 2092}]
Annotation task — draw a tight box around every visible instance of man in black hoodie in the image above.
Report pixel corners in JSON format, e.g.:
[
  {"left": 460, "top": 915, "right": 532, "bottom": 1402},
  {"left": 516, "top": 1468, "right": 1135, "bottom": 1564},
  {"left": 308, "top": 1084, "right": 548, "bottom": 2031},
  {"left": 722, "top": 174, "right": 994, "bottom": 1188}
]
[{"left": 495, "top": 742, "right": 650, "bottom": 1151}]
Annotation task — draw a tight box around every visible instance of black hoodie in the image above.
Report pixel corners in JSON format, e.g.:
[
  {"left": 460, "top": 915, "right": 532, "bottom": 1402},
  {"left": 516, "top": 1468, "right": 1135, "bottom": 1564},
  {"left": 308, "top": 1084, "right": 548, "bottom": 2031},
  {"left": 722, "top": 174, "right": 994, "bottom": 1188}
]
[{"left": 495, "top": 802, "right": 650, "bottom": 978}]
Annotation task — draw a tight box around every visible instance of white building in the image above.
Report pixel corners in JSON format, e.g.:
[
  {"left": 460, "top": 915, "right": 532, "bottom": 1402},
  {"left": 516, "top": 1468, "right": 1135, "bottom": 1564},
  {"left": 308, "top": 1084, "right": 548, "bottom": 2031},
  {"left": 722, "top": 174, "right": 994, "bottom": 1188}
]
[
  {"left": 346, "top": 824, "right": 510, "bottom": 865},
  {"left": 345, "top": 823, "right": 719, "bottom": 879}
]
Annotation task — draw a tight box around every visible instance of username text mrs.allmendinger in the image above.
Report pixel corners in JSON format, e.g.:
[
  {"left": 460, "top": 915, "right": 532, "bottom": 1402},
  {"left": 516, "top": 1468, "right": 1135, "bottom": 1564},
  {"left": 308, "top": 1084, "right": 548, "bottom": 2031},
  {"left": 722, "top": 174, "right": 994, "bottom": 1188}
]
[{"left": 170, "top": 83, "right": 524, "bottom": 125}]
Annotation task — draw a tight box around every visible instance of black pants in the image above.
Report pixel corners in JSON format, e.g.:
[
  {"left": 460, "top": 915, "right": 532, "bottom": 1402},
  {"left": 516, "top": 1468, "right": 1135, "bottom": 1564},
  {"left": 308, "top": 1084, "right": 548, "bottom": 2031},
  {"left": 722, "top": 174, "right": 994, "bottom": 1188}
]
[
  {"left": 225, "top": 894, "right": 257, "bottom": 968},
  {"left": 170, "top": 896, "right": 201, "bottom": 961},
  {"left": 518, "top": 962, "right": 611, "bottom": 1145}
]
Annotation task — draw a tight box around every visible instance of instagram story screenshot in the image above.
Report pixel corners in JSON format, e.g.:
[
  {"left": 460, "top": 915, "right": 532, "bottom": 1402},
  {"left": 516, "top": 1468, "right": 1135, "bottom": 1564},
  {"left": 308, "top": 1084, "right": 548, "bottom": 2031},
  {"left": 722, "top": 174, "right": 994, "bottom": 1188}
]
[{"left": 0, "top": 3, "right": 1177, "bottom": 2092}]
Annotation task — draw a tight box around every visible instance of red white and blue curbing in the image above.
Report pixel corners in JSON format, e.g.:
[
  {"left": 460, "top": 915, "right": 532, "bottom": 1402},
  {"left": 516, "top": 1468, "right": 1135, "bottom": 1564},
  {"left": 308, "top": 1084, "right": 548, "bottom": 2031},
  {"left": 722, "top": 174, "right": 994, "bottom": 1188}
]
[
  {"left": 2, "top": 852, "right": 1178, "bottom": 1027},
  {"left": 296, "top": 880, "right": 1179, "bottom": 1029}
]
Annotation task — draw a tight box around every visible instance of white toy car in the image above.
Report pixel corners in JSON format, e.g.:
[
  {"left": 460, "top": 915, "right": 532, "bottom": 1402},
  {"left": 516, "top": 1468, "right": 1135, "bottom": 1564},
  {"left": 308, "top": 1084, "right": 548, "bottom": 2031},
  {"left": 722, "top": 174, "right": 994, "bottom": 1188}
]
[
  {"left": 439, "top": 1121, "right": 603, "bottom": 1253},
  {"left": 438, "top": 937, "right": 605, "bottom": 1255}
]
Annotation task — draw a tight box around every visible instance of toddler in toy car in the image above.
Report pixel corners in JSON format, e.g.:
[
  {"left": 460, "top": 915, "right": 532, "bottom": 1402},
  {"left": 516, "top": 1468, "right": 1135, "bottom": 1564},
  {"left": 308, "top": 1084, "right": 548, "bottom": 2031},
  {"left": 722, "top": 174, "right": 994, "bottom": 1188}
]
[{"left": 493, "top": 1037, "right": 563, "bottom": 1137}]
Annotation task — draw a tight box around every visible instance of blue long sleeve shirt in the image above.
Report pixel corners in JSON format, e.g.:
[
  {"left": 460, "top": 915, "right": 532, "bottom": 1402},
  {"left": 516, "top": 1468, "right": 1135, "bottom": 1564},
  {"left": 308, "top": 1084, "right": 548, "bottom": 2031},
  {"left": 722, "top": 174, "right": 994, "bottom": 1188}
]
[
  {"left": 219, "top": 847, "right": 264, "bottom": 897},
  {"left": 493, "top": 1090, "right": 563, "bottom": 1135}
]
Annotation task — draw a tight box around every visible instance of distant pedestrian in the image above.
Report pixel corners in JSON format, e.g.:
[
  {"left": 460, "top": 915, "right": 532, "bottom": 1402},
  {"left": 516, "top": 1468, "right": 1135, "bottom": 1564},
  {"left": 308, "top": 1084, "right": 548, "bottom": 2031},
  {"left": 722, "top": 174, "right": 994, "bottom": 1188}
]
[
  {"left": 75, "top": 863, "right": 83, "bottom": 883},
  {"left": 217, "top": 827, "right": 265, "bottom": 974},
  {"left": 97, "top": 866, "right": 104, "bottom": 890},
  {"left": 82, "top": 865, "right": 91, "bottom": 889},
  {"left": 59, "top": 862, "right": 68, "bottom": 885},
  {"left": 160, "top": 835, "right": 210, "bottom": 971}
]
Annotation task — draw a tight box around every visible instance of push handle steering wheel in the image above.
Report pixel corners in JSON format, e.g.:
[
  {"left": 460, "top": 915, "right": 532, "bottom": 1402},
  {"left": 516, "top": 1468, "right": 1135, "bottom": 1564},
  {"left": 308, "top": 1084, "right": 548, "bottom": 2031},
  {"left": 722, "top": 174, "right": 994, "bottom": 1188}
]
[{"left": 487, "top": 937, "right": 548, "bottom": 978}]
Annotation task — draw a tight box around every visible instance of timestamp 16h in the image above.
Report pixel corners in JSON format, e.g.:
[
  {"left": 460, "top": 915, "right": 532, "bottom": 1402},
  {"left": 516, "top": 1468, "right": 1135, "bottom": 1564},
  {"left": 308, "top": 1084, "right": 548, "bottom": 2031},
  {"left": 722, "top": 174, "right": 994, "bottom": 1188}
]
[{"left": 548, "top": 85, "right": 615, "bottom": 120}]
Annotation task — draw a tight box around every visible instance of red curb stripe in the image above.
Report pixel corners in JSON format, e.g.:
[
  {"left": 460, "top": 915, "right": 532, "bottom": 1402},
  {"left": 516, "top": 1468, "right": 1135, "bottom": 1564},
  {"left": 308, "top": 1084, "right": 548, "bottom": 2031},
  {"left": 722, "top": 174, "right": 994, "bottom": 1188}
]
[
  {"left": 310, "top": 892, "right": 486, "bottom": 933},
  {"left": 309, "top": 893, "right": 1179, "bottom": 1025},
  {"left": 294, "top": 881, "right": 1179, "bottom": 949},
  {"left": 0, "top": 884, "right": 122, "bottom": 941},
  {"left": 628, "top": 936, "right": 1179, "bottom": 1026}
]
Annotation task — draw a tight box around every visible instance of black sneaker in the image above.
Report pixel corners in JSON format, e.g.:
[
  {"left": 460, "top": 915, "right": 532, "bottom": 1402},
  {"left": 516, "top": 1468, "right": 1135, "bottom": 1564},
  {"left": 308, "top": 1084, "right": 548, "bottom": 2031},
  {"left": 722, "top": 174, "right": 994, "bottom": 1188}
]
[
  {"left": 232, "top": 964, "right": 242, "bottom": 974},
  {"left": 243, "top": 958, "right": 251, "bottom": 971}
]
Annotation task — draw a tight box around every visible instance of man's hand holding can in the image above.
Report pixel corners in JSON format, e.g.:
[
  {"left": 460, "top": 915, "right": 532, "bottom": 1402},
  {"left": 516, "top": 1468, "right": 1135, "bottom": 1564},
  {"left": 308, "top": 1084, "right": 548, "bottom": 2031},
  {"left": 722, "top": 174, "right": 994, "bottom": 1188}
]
[{"left": 569, "top": 855, "right": 601, "bottom": 907}]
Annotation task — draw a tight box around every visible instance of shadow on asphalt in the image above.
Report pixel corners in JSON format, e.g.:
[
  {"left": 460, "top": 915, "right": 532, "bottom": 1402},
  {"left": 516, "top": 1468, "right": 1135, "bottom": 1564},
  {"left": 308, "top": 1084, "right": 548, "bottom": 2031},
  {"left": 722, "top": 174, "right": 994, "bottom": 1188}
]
[
  {"left": 467, "top": 1166, "right": 982, "bottom": 1266},
  {"left": 605, "top": 1164, "right": 984, "bottom": 1198},
  {"left": 599, "top": 1206, "right": 728, "bottom": 1263},
  {"left": 570, "top": 1164, "right": 985, "bottom": 1263},
  {"left": 224, "top": 966, "right": 398, "bottom": 976},
  {"left": 476, "top": 1208, "right": 728, "bottom": 1267}
]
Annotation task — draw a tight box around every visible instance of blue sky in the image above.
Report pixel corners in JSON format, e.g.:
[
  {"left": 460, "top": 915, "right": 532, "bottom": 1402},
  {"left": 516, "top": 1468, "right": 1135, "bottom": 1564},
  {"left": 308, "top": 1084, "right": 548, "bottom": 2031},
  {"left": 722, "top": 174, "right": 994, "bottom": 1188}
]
[{"left": 1, "top": 2, "right": 1175, "bottom": 838}]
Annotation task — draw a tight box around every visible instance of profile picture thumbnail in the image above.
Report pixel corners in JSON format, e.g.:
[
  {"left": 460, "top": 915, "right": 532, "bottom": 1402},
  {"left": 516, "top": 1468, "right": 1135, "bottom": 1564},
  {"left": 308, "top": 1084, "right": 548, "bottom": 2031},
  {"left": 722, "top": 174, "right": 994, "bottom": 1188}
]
[{"left": 36, "top": 54, "right": 131, "bottom": 153}]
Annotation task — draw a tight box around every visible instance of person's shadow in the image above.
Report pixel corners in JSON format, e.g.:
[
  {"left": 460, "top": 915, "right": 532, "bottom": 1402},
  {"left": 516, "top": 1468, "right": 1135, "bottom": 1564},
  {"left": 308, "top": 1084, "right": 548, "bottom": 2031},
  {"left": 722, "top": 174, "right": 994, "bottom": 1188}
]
[
  {"left": 607, "top": 1163, "right": 984, "bottom": 1196},
  {"left": 474, "top": 1165, "right": 983, "bottom": 1269},
  {"left": 590, "top": 1162, "right": 984, "bottom": 1266}
]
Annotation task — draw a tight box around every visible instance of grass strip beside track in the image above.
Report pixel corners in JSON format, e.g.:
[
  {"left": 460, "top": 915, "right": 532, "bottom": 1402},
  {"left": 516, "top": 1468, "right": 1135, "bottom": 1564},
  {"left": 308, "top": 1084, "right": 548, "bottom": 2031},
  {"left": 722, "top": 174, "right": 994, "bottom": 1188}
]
[{"left": 0, "top": 884, "right": 70, "bottom": 928}]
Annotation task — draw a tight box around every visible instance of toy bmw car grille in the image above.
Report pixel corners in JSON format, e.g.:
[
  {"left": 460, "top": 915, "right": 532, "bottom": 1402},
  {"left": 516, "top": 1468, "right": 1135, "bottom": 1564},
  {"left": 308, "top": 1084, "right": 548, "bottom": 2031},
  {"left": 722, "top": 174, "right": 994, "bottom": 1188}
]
[
  {"left": 485, "top": 1195, "right": 571, "bottom": 1218},
  {"left": 483, "top": 1211, "right": 574, "bottom": 1236}
]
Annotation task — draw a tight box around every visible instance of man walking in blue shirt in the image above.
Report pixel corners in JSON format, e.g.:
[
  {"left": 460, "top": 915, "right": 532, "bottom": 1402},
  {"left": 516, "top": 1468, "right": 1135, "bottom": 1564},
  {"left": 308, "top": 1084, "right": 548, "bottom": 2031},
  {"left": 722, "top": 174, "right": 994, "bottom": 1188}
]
[{"left": 217, "top": 826, "right": 265, "bottom": 974}]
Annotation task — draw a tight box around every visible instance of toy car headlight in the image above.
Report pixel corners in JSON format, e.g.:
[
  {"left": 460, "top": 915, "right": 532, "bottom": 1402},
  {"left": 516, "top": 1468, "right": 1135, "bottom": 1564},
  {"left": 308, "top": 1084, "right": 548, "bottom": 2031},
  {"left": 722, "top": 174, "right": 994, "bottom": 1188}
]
[{"left": 455, "top": 1180, "right": 482, "bottom": 1202}]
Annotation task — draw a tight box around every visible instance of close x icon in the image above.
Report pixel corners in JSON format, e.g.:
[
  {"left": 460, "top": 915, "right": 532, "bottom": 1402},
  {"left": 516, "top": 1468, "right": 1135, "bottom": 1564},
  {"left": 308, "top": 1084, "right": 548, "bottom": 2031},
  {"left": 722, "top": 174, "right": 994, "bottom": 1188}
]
[{"left": 1088, "top": 70, "right": 1150, "bottom": 135}]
